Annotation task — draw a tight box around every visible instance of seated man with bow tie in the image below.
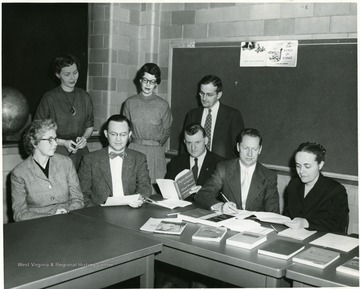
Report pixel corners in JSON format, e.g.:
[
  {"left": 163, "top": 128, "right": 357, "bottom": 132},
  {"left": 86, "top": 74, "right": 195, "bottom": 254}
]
[
  {"left": 194, "top": 128, "right": 280, "bottom": 214},
  {"left": 78, "top": 114, "right": 151, "bottom": 207}
]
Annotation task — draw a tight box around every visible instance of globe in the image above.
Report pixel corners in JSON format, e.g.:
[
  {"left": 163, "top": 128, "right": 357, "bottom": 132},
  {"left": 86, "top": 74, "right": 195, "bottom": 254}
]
[{"left": 2, "top": 86, "right": 29, "bottom": 135}]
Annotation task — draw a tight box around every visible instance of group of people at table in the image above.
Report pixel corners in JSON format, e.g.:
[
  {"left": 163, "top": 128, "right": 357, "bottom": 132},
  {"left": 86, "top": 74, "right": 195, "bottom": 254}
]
[{"left": 11, "top": 53, "right": 349, "bottom": 238}]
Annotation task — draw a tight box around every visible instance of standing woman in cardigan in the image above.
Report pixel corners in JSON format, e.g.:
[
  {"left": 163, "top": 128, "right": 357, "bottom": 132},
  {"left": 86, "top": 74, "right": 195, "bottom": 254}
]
[
  {"left": 123, "top": 63, "right": 173, "bottom": 193},
  {"left": 34, "top": 53, "right": 94, "bottom": 170}
]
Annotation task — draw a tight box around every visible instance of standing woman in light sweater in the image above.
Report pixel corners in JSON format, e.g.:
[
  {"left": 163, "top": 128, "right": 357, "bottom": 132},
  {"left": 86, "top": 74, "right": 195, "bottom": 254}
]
[{"left": 123, "top": 63, "right": 173, "bottom": 194}]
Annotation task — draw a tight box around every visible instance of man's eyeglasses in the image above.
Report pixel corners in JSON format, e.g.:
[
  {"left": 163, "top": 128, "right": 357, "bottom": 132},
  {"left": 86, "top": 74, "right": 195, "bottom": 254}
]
[
  {"left": 199, "top": 91, "right": 217, "bottom": 98},
  {"left": 40, "top": 137, "right": 58, "bottom": 144},
  {"left": 141, "top": 78, "right": 157, "bottom": 86}
]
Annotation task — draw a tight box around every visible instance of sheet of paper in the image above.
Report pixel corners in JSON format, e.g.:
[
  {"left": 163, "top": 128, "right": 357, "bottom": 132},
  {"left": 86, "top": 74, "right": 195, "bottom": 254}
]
[
  {"left": 100, "top": 194, "right": 140, "bottom": 207},
  {"left": 155, "top": 199, "right": 192, "bottom": 209},
  {"left": 140, "top": 217, "right": 181, "bottom": 232},
  {"left": 253, "top": 212, "right": 291, "bottom": 224},
  {"left": 278, "top": 228, "right": 317, "bottom": 240},
  {"left": 234, "top": 210, "right": 254, "bottom": 219},
  {"left": 310, "top": 233, "right": 359, "bottom": 252}
]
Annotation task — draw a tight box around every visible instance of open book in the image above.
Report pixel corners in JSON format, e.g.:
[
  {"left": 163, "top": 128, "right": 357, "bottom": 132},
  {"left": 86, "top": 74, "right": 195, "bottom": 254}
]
[{"left": 156, "top": 169, "right": 201, "bottom": 200}]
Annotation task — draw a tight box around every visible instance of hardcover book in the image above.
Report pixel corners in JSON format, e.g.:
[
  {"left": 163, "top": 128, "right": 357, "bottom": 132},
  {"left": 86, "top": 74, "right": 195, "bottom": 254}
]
[
  {"left": 192, "top": 226, "right": 227, "bottom": 242},
  {"left": 226, "top": 231, "right": 267, "bottom": 249},
  {"left": 258, "top": 239, "right": 305, "bottom": 260},
  {"left": 156, "top": 169, "right": 200, "bottom": 200},
  {"left": 178, "top": 208, "right": 236, "bottom": 227},
  {"left": 336, "top": 257, "right": 359, "bottom": 277},
  {"left": 153, "top": 220, "right": 187, "bottom": 235},
  {"left": 292, "top": 246, "right": 340, "bottom": 269}
]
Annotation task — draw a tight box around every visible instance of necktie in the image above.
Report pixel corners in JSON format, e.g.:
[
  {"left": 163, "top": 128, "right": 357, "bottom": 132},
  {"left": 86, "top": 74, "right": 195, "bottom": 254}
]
[
  {"left": 204, "top": 109, "right": 212, "bottom": 150},
  {"left": 109, "top": 151, "right": 125, "bottom": 159},
  {"left": 192, "top": 158, "right": 198, "bottom": 182}
]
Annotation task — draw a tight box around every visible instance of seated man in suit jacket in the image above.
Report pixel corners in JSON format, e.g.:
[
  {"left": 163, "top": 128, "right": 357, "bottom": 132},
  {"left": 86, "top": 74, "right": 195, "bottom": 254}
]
[
  {"left": 78, "top": 114, "right": 151, "bottom": 207},
  {"left": 165, "top": 123, "right": 225, "bottom": 189},
  {"left": 194, "top": 128, "right": 279, "bottom": 214},
  {"left": 184, "top": 75, "right": 244, "bottom": 159}
]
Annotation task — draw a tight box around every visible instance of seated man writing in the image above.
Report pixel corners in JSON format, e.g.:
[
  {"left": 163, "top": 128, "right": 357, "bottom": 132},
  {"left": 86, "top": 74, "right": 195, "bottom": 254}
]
[
  {"left": 78, "top": 114, "right": 151, "bottom": 207},
  {"left": 194, "top": 128, "right": 279, "bottom": 214}
]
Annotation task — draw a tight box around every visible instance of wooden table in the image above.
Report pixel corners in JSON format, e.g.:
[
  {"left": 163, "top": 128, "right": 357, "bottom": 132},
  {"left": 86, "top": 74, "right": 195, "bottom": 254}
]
[
  {"left": 71, "top": 204, "right": 293, "bottom": 288},
  {"left": 4, "top": 213, "right": 162, "bottom": 289}
]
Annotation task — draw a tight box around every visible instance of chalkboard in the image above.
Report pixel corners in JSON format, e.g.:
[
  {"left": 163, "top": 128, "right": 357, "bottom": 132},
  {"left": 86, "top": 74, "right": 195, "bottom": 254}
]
[
  {"left": 170, "top": 40, "right": 357, "bottom": 175},
  {"left": 2, "top": 3, "right": 88, "bottom": 118}
]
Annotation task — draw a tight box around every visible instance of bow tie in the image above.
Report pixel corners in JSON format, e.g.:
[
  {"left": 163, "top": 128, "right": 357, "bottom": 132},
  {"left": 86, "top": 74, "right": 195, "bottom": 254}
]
[{"left": 109, "top": 151, "right": 125, "bottom": 159}]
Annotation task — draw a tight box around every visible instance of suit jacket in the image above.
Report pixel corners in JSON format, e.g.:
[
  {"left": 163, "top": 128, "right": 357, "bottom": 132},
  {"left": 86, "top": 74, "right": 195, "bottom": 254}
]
[
  {"left": 11, "top": 153, "right": 84, "bottom": 222},
  {"left": 194, "top": 158, "right": 279, "bottom": 213},
  {"left": 283, "top": 173, "right": 349, "bottom": 233},
  {"left": 184, "top": 103, "right": 244, "bottom": 159},
  {"left": 78, "top": 147, "right": 152, "bottom": 207},
  {"left": 165, "top": 150, "right": 225, "bottom": 186}
]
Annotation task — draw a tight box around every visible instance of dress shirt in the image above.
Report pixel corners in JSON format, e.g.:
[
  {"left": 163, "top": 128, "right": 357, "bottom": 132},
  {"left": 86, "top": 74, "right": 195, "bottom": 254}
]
[
  {"left": 240, "top": 161, "right": 256, "bottom": 209},
  {"left": 108, "top": 148, "right": 125, "bottom": 197},
  {"left": 201, "top": 101, "right": 220, "bottom": 151},
  {"left": 189, "top": 150, "right": 207, "bottom": 179}
]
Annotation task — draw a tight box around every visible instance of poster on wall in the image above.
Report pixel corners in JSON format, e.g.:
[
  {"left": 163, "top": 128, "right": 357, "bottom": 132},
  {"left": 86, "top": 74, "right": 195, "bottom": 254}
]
[{"left": 240, "top": 40, "right": 298, "bottom": 67}]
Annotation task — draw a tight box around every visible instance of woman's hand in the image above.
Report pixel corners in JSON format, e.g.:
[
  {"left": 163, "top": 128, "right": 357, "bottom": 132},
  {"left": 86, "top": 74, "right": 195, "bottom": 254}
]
[
  {"left": 64, "top": 140, "right": 78, "bottom": 154},
  {"left": 76, "top": 136, "right": 88, "bottom": 149},
  {"left": 284, "top": 217, "right": 309, "bottom": 229},
  {"left": 55, "top": 208, "right": 67, "bottom": 215}
]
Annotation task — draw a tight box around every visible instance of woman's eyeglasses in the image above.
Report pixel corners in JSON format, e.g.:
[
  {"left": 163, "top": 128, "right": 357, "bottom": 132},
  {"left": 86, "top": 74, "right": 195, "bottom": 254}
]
[
  {"left": 141, "top": 78, "right": 157, "bottom": 86},
  {"left": 40, "top": 137, "right": 58, "bottom": 144}
]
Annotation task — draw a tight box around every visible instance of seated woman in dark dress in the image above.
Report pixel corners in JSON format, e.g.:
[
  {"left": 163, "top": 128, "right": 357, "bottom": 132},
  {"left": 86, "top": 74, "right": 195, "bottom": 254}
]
[{"left": 283, "top": 142, "right": 349, "bottom": 233}]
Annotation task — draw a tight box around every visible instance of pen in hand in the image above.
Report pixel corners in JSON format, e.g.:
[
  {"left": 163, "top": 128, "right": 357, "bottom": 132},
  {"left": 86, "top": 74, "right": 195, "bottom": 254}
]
[
  {"left": 270, "top": 224, "right": 278, "bottom": 233},
  {"left": 220, "top": 192, "right": 230, "bottom": 203}
]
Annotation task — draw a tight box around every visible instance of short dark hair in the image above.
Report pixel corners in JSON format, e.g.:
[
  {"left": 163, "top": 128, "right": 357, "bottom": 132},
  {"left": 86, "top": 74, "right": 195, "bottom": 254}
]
[
  {"left": 104, "top": 114, "right": 132, "bottom": 131},
  {"left": 139, "top": 63, "right": 161, "bottom": 84},
  {"left": 52, "top": 53, "right": 80, "bottom": 75},
  {"left": 296, "top": 142, "right": 326, "bottom": 163},
  {"left": 184, "top": 123, "right": 206, "bottom": 138},
  {"left": 23, "top": 119, "right": 57, "bottom": 155},
  {"left": 236, "top": 128, "right": 262, "bottom": 146},
  {"left": 199, "top": 75, "right": 222, "bottom": 93}
]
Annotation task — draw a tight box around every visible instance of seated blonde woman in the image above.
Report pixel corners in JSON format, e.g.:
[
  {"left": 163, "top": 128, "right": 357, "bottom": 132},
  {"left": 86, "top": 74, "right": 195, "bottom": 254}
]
[{"left": 11, "top": 119, "right": 84, "bottom": 221}]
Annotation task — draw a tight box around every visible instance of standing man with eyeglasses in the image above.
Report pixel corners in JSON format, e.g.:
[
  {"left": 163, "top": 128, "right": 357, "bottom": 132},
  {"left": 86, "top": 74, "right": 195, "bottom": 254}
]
[
  {"left": 123, "top": 63, "right": 173, "bottom": 194},
  {"left": 78, "top": 114, "right": 152, "bottom": 207},
  {"left": 184, "top": 75, "right": 244, "bottom": 159},
  {"left": 194, "top": 128, "right": 279, "bottom": 214}
]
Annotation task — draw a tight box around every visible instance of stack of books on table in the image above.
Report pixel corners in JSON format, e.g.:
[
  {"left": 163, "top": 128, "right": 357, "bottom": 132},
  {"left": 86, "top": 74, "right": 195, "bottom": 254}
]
[
  {"left": 192, "top": 226, "right": 227, "bottom": 242},
  {"left": 226, "top": 231, "right": 267, "bottom": 249},
  {"left": 178, "top": 208, "right": 236, "bottom": 227},
  {"left": 292, "top": 246, "right": 340, "bottom": 269},
  {"left": 336, "top": 257, "right": 359, "bottom": 277},
  {"left": 258, "top": 239, "right": 305, "bottom": 260},
  {"left": 140, "top": 217, "right": 187, "bottom": 235}
]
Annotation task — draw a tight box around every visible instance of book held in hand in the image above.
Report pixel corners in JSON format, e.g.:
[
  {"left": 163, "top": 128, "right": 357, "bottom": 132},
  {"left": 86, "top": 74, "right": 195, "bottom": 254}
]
[
  {"left": 292, "top": 246, "right": 340, "bottom": 269},
  {"left": 156, "top": 169, "right": 201, "bottom": 201},
  {"left": 336, "top": 257, "right": 359, "bottom": 277},
  {"left": 154, "top": 220, "right": 187, "bottom": 235},
  {"left": 178, "top": 208, "right": 236, "bottom": 227},
  {"left": 226, "top": 231, "right": 267, "bottom": 249},
  {"left": 258, "top": 239, "right": 305, "bottom": 260},
  {"left": 192, "top": 226, "right": 227, "bottom": 242}
]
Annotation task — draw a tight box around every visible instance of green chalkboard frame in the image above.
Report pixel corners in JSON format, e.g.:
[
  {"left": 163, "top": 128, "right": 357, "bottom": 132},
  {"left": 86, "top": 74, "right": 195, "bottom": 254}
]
[{"left": 167, "top": 39, "right": 357, "bottom": 177}]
